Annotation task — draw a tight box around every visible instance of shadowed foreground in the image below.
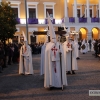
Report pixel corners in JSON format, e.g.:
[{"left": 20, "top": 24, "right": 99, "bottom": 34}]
[{"left": 0, "top": 52, "right": 100, "bottom": 100}]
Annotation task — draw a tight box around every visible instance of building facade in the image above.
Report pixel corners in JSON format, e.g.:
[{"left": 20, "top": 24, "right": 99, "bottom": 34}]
[{"left": 1, "top": 0, "right": 100, "bottom": 44}]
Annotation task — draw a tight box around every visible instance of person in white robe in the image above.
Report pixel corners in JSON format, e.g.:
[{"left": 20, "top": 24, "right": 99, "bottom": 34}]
[
  {"left": 40, "top": 35, "right": 49, "bottom": 75},
  {"left": 81, "top": 39, "right": 87, "bottom": 54},
  {"left": 44, "top": 13, "right": 67, "bottom": 89},
  {"left": 85, "top": 40, "right": 89, "bottom": 52},
  {"left": 74, "top": 34, "right": 80, "bottom": 59},
  {"left": 63, "top": 34, "right": 78, "bottom": 74},
  {"left": 91, "top": 39, "right": 95, "bottom": 52},
  {"left": 19, "top": 32, "right": 33, "bottom": 75}
]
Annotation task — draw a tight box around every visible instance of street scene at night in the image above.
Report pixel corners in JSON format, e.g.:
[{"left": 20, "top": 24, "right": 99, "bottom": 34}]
[{"left": 0, "top": 0, "right": 100, "bottom": 100}]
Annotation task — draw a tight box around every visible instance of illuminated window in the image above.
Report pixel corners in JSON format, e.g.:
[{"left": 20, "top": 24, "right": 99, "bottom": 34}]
[
  {"left": 27, "top": 2, "right": 39, "bottom": 18},
  {"left": 43, "top": 2, "right": 56, "bottom": 18}
]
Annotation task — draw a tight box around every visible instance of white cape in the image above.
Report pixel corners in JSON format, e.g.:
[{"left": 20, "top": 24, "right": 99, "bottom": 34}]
[
  {"left": 40, "top": 44, "right": 46, "bottom": 75},
  {"left": 44, "top": 42, "right": 68, "bottom": 88},
  {"left": 63, "top": 41, "right": 78, "bottom": 71},
  {"left": 74, "top": 40, "right": 79, "bottom": 58},
  {"left": 19, "top": 45, "right": 33, "bottom": 75}
]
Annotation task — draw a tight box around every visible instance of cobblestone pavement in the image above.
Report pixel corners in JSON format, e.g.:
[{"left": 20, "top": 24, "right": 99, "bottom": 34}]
[{"left": 0, "top": 52, "right": 100, "bottom": 100}]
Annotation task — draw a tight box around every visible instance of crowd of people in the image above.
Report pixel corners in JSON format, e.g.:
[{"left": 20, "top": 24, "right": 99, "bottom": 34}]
[
  {"left": 0, "top": 43, "right": 21, "bottom": 73},
  {"left": 0, "top": 42, "right": 44, "bottom": 73},
  {"left": 30, "top": 42, "right": 44, "bottom": 54},
  {"left": 78, "top": 39, "right": 100, "bottom": 58}
]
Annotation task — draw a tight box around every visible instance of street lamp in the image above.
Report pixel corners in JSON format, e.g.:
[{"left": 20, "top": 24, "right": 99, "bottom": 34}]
[{"left": 24, "top": 0, "right": 28, "bottom": 42}]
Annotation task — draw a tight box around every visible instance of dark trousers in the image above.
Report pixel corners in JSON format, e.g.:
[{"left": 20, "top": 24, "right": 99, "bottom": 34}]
[{"left": 8, "top": 56, "right": 11, "bottom": 64}]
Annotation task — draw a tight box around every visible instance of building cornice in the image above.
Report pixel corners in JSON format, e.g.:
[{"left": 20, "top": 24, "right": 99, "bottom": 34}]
[
  {"left": 27, "top": 2, "right": 39, "bottom": 5},
  {"left": 43, "top": 2, "right": 56, "bottom": 5},
  {"left": 7, "top": 1, "right": 21, "bottom": 5}
]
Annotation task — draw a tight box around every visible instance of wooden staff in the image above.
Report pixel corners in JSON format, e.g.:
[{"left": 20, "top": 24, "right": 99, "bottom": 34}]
[
  {"left": 71, "top": 43, "right": 73, "bottom": 74},
  {"left": 59, "top": 45, "right": 63, "bottom": 90},
  {"left": 22, "top": 47, "right": 24, "bottom": 71}
]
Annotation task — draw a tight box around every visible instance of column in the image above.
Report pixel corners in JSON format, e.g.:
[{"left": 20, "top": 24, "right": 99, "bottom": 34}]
[
  {"left": 64, "top": 0, "right": 68, "bottom": 17},
  {"left": 86, "top": 0, "right": 90, "bottom": 17},
  {"left": 99, "top": 0, "right": 100, "bottom": 18},
  {"left": 87, "top": 28, "right": 92, "bottom": 40},
  {"left": 74, "top": 0, "right": 77, "bottom": 17}
]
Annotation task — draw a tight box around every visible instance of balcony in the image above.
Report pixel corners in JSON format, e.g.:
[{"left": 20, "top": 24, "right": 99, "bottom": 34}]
[
  {"left": 28, "top": 18, "right": 38, "bottom": 24},
  {"left": 16, "top": 18, "right": 20, "bottom": 24},
  {"left": 79, "top": 18, "right": 87, "bottom": 23},
  {"left": 69, "top": 17, "right": 75, "bottom": 23},
  {"left": 63, "top": 17, "right": 100, "bottom": 28},
  {"left": 45, "top": 18, "right": 55, "bottom": 24},
  {"left": 91, "top": 18, "right": 99, "bottom": 23}
]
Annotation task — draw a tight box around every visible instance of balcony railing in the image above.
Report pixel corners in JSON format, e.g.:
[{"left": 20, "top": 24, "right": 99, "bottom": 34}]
[
  {"left": 16, "top": 18, "right": 20, "bottom": 24},
  {"left": 28, "top": 18, "right": 38, "bottom": 24},
  {"left": 45, "top": 18, "right": 55, "bottom": 24},
  {"left": 79, "top": 18, "right": 87, "bottom": 23},
  {"left": 91, "top": 18, "right": 99, "bottom": 22},
  {"left": 16, "top": 17, "right": 100, "bottom": 25},
  {"left": 69, "top": 17, "right": 75, "bottom": 23}
]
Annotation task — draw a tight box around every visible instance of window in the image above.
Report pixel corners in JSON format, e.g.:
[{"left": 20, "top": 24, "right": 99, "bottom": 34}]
[
  {"left": 46, "top": 9, "right": 53, "bottom": 17},
  {"left": 77, "top": 9, "right": 80, "bottom": 18},
  {"left": 43, "top": 2, "right": 56, "bottom": 18},
  {"left": 27, "top": 2, "right": 39, "bottom": 18},
  {"left": 90, "top": 9, "right": 92, "bottom": 18},
  {"left": 8, "top": 1, "right": 21, "bottom": 18},
  {"left": 12, "top": 8, "right": 18, "bottom": 18},
  {"left": 98, "top": 9, "right": 99, "bottom": 17},
  {"left": 29, "top": 8, "right": 36, "bottom": 18}
]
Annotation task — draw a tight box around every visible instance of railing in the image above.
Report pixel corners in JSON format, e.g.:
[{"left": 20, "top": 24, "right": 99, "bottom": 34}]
[
  {"left": 28, "top": 18, "right": 38, "bottom": 24},
  {"left": 45, "top": 18, "right": 55, "bottom": 24},
  {"left": 16, "top": 18, "right": 20, "bottom": 24},
  {"left": 16, "top": 17, "right": 100, "bottom": 25},
  {"left": 79, "top": 18, "right": 87, "bottom": 23},
  {"left": 91, "top": 18, "right": 99, "bottom": 22},
  {"left": 69, "top": 17, "right": 75, "bottom": 23}
]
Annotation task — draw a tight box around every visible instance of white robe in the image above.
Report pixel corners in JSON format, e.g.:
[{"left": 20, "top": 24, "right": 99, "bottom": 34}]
[
  {"left": 40, "top": 43, "right": 47, "bottom": 75},
  {"left": 81, "top": 41, "right": 87, "bottom": 53},
  {"left": 63, "top": 41, "right": 78, "bottom": 71},
  {"left": 19, "top": 45, "right": 33, "bottom": 75},
  {"left": 44, "top": 42, "right": 67, "bottom": 88},
  {"left": 74, "top": 40, "right": 79, "bottom": 58},
  {"left": 85, "top": 42, "right": 89, "bottom": 52}
]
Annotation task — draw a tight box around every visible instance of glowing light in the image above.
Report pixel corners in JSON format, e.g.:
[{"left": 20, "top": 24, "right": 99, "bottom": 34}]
[
  {"left": 55, "top": 19, "right": 62, "bottom": 24},
  {"left": 38, "top": 19, "right": 45, "bottom": 24},
  {"left": 20, "top": 19, "right": 26, "bottom": 24}
]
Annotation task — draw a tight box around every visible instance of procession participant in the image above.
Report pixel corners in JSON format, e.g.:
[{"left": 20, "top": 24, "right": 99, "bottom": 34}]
[
  {"left": 19, "top": 31, "right": 33, "bottom": 75},
  {"left": 74, "top": 33, "right": 80, "bottom": 59},
  {"left": 40, "top": 35, "right": 49, "bottom": 75},
  {"left": 63, "top": 34, "right": 78, "bottom": 74},
  {"left": 44, "top": 13, "right": 67, "bottom": 89},
  {"left": 85, "top": 40, "right": 89, "bottom": 53},
  {"left": 81, "top": 39, "right": 87, "bottom": 54}
]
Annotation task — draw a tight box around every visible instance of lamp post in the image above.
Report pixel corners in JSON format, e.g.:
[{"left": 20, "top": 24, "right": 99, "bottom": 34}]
[{"left": 24, "top": 0, "right": 28, "bottom": 42}]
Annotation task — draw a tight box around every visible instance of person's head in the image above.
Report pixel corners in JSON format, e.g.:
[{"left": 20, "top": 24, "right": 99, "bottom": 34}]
[
  {"left": 57, "top": 35, "right": 61, "bottom": 42},
  {"left": 51, "top": 38, "right": 56, "bottom": 43}
]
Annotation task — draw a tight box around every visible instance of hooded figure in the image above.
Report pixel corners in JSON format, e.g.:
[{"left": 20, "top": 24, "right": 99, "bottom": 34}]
[
  {"left": 19, "top": 31, "right": 33, "bottom": 75},
  {"left": 74, "top": 34, "right": 80, "bottom": 59},
  {"left": 62, "top": 33, "right": 78, "bottom": 74},
  {"left": 44, "top": 12, "right": 67, "bottom": 89},
  {"left": 40, "top": 34, "right": 49, "bottom": 75},
  {"left": 81, "top": 39, "right": 87, "bottom": 54}
]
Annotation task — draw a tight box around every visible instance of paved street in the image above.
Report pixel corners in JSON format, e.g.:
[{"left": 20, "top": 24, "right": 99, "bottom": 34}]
[{"left": 0, "top": 52, "right": 100, "bottom": 100}]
